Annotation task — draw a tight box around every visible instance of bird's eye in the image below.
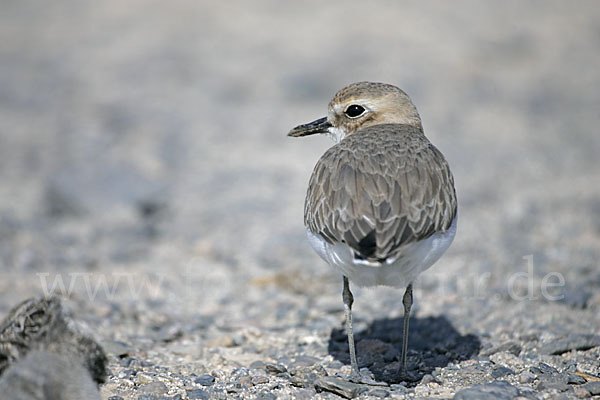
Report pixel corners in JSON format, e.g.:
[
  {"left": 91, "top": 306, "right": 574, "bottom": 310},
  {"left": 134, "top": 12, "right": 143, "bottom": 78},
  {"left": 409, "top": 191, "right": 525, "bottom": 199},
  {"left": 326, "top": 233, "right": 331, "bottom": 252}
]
[{"left": 344, "top": 104, "right": 366, "bottom": 118}]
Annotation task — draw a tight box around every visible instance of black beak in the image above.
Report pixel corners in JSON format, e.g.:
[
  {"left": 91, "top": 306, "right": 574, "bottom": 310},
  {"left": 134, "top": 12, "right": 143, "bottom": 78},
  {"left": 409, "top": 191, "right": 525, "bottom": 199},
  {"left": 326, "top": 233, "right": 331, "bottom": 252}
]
[{"left": 288, "top": 117, "right": 332, "bottom": 137}]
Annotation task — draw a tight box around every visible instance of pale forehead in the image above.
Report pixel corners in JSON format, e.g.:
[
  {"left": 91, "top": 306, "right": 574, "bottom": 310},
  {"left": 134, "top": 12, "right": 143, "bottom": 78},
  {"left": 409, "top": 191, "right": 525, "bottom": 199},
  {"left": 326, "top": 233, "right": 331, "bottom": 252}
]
[{"left": 328, "top": 82, "right": 404, "bottom": 108}]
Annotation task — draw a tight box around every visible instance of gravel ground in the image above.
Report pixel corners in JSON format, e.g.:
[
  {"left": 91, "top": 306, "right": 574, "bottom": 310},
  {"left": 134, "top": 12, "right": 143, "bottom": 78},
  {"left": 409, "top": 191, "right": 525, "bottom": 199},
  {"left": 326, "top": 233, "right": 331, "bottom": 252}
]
[{"left": 1, "top": 1, "right": 599, "bottom": 399}]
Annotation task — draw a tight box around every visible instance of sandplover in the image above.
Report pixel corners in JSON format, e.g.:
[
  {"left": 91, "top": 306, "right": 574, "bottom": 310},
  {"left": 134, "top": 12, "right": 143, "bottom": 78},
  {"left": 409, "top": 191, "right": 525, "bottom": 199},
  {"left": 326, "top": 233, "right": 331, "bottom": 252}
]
[{"left": 288, "top": 82, "right": 457, "bottom": 381}]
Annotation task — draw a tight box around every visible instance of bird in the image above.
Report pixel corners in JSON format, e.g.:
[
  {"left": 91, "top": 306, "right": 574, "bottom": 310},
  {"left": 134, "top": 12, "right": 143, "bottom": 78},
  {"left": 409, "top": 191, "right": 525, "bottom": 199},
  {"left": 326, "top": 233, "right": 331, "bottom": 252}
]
[{"left": 288, "top": 82, "right": 457, "bottom": 382}]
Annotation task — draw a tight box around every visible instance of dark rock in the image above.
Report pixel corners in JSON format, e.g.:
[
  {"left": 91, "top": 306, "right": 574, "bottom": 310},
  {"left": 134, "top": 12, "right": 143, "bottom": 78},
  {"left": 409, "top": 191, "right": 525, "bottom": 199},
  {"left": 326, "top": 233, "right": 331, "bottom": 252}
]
[
  {"left": 108, "top": 397, "right": 125, "bottom": 400},
  {"left": 491, "top": 366, "right": 515, "bottom": 379},
  {"left": 314, "top": 376, "right": 367, "bottom": 399},
  {"left": 257, "top": 392, "right": 277, "bottom": 400},
  {"left": 582, "top": 381, "right": 600, "bottom": 395},
  {"left": 265, "top": 363, "right": 287, "bottom": 374},
  {"left": 0, "top": 295, "right": 107, "bottom": 384},
  {"left": 369, "top": 388, "right": 390, "bottom": 398},
  {"left": 481, "top": 341, "right": 522, "bottom": 357},
  {"left": 453, "top": 380, "right": 519, "bottom": 400},
  {"left": 0, "top": 350, "right": 101, "bottom": 400},
  {"left": 139, "top": 381, "right": 168, "bottom": 394},
  {"left": 537, "top": 362, "right": 558, "bottom": 374},
  {"left": 567, "top": 374, "right": 587, "bottom": 384},
  {"left": 540, "top": 334, "right": 600, "bottom": 355},
  {"left": 357, "top": 339, "right": 395, "bottom": 355},
  {"left": 194, "top": 374, "right": 215, "bottom": 386},
  {"left": 536, "top": 379, "right": 569, "bottom": 392},
  {"left": 187, "top": 388, "right": 210, "bottom": 400},
  {"left": 289, "top": 365, "right": 327, "bottom": 388},
  {"left": 538, "top": 372, "right": 568, "bottom": 385},
  {"left": 530, "top": 366, "right": 544, "bottom": 376}
]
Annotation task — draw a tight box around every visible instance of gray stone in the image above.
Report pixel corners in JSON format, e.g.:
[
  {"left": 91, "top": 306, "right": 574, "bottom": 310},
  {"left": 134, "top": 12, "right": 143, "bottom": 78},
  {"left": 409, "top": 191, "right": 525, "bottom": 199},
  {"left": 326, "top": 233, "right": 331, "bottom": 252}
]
[
  {"left": 369, "top": 388, "right": 390, "bottom": 398},
  {"left": 251, "top": 375, "right": 270, "bottom": 385},
  {"left": 187, "top": 388, "right": 210, "bottom": 400},
  {"left": 491, "top": 366, "right": 515, "bottom": 378},
  {"left": 453, "top": 380, "right": 519, "bottom": 400},
  {"left": 582, "top": 381, "right": 600, "bottom": 395},
  {"left": 567, "top": 374, "right": 587, "bottom": 384},
  {"left": 0, "top": 351, "right": 101, "bottom": 400},
  {"left": 314, "top": 376, "right": 366, "bottom": 399},
  {"left": 257, "top": 393, "right": 277, "bottom": 400},
  {"left": 0, "top": 295, "right": 107, "bottom": 384},
  {"left": 481, "top": 341, "right": 522, "bottom": 357},
  {"left": 540, "top": 334, "right": 600, "bottom": 355},
  {"left": 139, "top": 381, "right": 168, "bottom": 394},
  {"left": 421, "top": 374, "right": 442, "bottom": 384},
  {"left": 289, "top": 365, "right": 327, "bottom": 388},
  {"left": 536, "top": 379, "right": 569, "bottom": 392},
  {"left": 194, "top": 374, "right": 215, "bottom": 386},
  {"left": 518, "top": 370, "right": 536, "bottom": 384},
  {"left": 537, "top": 362, "right": 558, "bottom": 374},
  {"left": 265, "top": 363, "right": 287, "bottom": 374}
]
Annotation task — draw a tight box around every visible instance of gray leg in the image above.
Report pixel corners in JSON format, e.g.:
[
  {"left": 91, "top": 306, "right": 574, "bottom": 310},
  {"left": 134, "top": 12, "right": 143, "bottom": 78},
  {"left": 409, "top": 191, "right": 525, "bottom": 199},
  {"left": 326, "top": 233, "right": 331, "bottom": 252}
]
[
  {"left": 401, "top": 283, "right": 413, "bottom": 376},
  {"left": 342, "top": 276, "right": 360, "bottom": 378}
]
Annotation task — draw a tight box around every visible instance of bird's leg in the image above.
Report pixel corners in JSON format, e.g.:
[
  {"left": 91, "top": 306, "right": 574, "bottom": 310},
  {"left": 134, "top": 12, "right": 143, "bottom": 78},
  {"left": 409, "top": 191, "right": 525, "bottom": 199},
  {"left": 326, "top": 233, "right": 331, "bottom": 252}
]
[
  {"left": 400, "top": 283, "right": 413, "bottom": 377},
  {"left": 342, "top": 276, "right": 360, "bottom": 379}
]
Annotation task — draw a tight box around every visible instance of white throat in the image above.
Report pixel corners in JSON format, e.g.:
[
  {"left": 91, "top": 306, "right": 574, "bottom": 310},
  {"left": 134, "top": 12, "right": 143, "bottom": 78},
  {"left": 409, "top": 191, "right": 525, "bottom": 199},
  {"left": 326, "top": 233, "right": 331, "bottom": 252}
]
[{"left": 327, "top": 126, "right": 346, "bottom": 144}]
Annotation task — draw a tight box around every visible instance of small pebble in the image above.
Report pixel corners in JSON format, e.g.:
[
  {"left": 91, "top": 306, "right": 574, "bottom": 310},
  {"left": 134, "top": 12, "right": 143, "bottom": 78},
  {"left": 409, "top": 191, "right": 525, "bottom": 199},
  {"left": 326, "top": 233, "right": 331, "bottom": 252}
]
[
  {"left": 583, "top": 381, "right": 600, "bottom": 395},
  {"left": 187, "top": 388, "right": 210, "bottom": 400},
  {"left": 567, "top": 374, "right": 587, "bottom": 385},
  {"left": 369, "top": 388, "right": 390, "bottom": 398},
  {"left": 454, "top": 380, "right": 519, "bottom": 400},
  {"left": 138, "top": 381, "right": 168, "bottom": 394},
  {"left": 537, "top": 362, "right": 558, "bottom": 374},
  {"left": 252, "top": 375, "right": 270, "bottom": 385},
  {"left": 518, "top": 370, "right": 536, "bottom": 384},
  {"left": 265, "top": 363, "right": 287, "bottom": 374},
  {"left": 573, "top": 386, "right": 591, "bottom": 398},
  {"left": 491, "top": 366, "right": 515, "bottom": 379},
  {"left": 257, "top": 392, "right": 277, "bottom": 400},
  {"left": 239, "top": 375, "right": 254, "bottom": 387},
  {"left": 194, "top": 374, "right": 215, "bottom": 386}
]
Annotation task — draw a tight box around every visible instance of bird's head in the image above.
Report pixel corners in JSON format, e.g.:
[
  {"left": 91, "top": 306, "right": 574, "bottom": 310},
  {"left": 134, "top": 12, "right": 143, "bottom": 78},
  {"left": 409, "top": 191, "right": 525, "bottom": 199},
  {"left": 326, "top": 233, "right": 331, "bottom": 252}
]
[{"left": 288, "top": 81, "right": 422, "bottom": 143}]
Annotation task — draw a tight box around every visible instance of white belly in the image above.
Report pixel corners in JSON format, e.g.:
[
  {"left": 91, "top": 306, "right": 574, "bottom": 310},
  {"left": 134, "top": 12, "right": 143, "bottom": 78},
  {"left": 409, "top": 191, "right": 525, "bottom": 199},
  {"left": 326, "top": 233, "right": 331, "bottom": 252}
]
[{"left": 306, "top": 217, "right": 457, "bottom": 288}]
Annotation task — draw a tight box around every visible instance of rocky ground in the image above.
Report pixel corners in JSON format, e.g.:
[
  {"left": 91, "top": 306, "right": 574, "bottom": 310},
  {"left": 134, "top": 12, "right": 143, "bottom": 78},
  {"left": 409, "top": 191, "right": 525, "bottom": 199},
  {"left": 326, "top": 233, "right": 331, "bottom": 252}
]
[{"left": 1, "top": 1, "right": 599, "bottom": 399}]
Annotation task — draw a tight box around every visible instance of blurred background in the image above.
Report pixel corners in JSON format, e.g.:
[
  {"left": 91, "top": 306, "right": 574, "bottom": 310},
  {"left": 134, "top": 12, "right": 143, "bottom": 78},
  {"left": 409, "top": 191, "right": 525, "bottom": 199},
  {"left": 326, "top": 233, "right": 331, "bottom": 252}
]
[{"left": 0, "top": 0, "right": 599, "bottom": 393}]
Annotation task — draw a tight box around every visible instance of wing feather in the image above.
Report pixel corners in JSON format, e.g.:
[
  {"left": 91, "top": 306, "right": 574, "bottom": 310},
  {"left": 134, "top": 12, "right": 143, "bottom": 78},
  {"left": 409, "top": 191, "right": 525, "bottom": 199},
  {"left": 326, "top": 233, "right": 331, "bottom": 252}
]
[{"left": 305, "top": 124, "right": 457, "bottom": 261}]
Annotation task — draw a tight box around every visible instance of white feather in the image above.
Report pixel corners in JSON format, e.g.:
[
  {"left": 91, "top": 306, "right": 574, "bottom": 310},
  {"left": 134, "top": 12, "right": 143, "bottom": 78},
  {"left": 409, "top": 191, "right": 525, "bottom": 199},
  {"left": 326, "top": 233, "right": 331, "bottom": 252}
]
[{"left": 306, "top": 217, "right": 457, "bottom": 288}]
